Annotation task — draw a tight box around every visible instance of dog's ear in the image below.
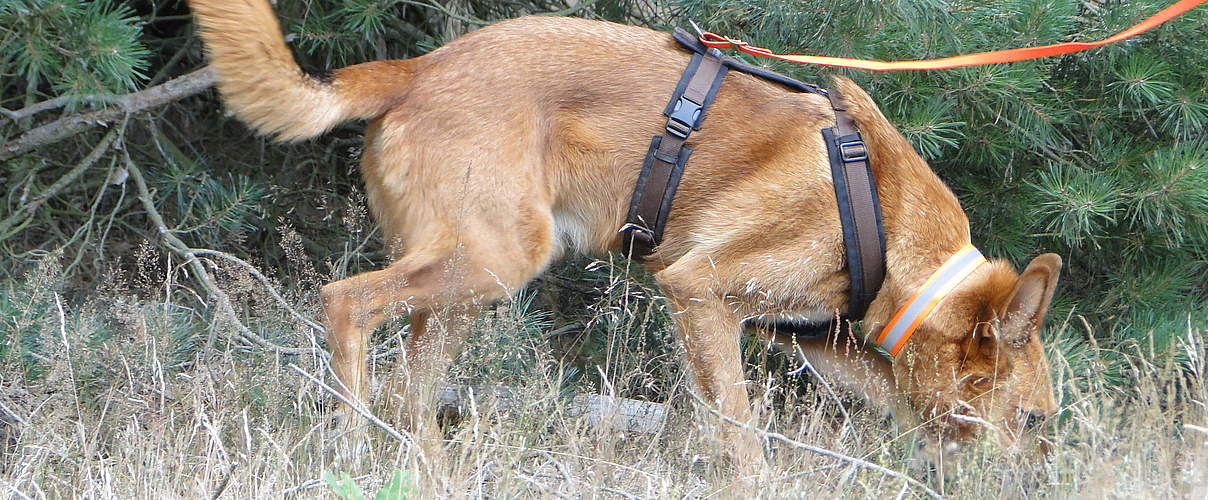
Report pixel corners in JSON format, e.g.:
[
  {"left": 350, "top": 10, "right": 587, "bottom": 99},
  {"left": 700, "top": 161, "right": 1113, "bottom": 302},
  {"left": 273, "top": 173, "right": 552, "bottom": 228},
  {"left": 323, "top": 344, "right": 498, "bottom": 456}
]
[{"left": 997, "top": 254, "right": 1062, "bottom": 348}]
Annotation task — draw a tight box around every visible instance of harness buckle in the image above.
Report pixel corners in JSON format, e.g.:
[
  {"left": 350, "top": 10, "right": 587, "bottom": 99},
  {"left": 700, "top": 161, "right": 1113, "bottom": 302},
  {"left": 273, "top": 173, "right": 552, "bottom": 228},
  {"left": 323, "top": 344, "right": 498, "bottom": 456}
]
[
  {"left": 839, "top": 139, "right": 868, "bottom": 163},
  {"left": 619, "top": 222, "right": 657, "bottom": 257},
  {"left": 618, "top": 222, "right": 653, "bottom": 236},
  {"left": 666, "top": 96, "right": 702, "bottom": 139}
]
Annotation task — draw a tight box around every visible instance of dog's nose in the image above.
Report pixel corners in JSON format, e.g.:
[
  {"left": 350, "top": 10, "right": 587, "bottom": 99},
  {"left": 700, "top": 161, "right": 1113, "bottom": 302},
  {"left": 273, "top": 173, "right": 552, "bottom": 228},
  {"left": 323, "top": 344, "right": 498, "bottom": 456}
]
[{"left": 1022, "top": 410, "right": 1047, "bottom": 431}]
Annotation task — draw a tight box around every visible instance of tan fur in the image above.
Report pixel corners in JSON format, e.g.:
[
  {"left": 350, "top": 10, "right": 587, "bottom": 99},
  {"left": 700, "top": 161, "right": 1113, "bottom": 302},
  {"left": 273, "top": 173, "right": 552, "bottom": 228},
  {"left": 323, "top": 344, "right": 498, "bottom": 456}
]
[{"left": 190, "top": 1, "right": 1062, "bottom": 472}]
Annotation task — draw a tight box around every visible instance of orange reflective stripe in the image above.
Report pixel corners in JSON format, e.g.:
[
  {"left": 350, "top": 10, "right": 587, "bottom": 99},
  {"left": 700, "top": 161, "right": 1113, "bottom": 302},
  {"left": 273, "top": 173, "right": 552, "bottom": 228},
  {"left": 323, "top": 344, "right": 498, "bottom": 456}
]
[{"left": 699, "top": 0, "right": 1204, "bottom": 71}]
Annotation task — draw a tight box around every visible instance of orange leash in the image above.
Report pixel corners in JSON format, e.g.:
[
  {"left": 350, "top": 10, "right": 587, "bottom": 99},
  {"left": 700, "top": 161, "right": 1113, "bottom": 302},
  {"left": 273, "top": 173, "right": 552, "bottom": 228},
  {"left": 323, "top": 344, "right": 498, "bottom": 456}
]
[{"left": 698, "top": 0, "right": 1205, "bottom": 71}]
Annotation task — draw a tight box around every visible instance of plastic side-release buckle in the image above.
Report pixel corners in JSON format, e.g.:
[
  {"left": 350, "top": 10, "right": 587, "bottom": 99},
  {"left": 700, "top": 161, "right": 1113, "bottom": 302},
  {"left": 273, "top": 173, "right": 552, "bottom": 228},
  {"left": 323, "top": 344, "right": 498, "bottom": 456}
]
[{"left": 666, "top": 96, "right": 702, "bottom": 139}]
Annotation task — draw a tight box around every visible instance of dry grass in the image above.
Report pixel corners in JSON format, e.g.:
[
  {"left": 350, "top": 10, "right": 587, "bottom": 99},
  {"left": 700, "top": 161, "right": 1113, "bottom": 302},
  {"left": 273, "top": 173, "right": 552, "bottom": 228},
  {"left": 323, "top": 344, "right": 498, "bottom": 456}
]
[{"left": 0, "top": 251, "right": 1204, "bottom": 499}]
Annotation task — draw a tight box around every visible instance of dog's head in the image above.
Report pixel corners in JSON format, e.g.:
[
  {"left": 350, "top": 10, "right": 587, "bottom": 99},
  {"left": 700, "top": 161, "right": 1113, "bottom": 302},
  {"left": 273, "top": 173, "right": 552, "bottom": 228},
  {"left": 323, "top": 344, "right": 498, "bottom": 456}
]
[{"left": 889, "top": 253, "right": 1062, "bottom": 464}]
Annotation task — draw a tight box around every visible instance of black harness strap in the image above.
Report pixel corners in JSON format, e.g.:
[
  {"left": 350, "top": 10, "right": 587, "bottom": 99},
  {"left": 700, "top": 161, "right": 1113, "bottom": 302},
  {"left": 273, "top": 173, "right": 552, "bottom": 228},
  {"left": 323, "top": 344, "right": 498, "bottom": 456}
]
[
  {"left": 672, "top": 29, "right": 828, "bottom": 95},
  {"left": 620, "top": 44, "right": 728, "bottom": 259}
]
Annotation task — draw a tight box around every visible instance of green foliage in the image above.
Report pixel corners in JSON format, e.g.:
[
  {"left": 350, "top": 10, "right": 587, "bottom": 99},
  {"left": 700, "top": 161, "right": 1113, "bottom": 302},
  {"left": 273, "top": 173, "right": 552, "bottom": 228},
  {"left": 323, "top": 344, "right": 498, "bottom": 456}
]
[
  {"left": 325, "top": 469, "right": 417, "bottom": 500},
  {"left": 457, "top": 290, "right": 553, "bottom": 384},
  {"left": 152, "top": 153, "right": 267, "bottom": 243},
  {"left": 0, "top": 253, "right": 62, "bottom": 376},
  {"left": 0, "top": 0, "right": 149, "bottom": 107}
]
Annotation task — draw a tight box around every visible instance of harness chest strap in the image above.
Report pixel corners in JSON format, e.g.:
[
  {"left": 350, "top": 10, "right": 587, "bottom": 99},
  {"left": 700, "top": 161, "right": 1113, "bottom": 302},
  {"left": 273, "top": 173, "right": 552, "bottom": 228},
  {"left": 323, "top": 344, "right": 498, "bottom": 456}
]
[{"left": 822, "top": 89, "right": 886, "bottom": 320}]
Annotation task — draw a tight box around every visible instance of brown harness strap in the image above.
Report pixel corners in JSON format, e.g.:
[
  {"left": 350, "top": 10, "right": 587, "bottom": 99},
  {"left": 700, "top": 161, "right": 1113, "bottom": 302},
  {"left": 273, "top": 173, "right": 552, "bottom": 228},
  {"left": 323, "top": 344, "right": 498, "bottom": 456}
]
[
  {"left": 621, "top": 47, "right": 727, "bottom": 259},
  {"left": 823, "top": 89, "right": 886, "bottom": 319}
]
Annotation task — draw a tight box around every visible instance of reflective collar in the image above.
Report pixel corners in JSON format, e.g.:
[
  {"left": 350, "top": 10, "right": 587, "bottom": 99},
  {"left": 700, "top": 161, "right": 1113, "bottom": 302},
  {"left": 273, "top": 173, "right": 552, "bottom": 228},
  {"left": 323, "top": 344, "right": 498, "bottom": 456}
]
[{"left": 875, "top": 244, "right": 987, "bottom": 357}]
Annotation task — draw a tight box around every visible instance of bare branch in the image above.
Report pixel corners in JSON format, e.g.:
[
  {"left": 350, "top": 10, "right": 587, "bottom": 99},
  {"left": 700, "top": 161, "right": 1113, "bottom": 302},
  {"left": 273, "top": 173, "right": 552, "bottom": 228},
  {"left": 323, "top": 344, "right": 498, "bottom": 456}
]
[
  {"left": 287, "top": 364, "right": 411, "bottom": 444},
  {"left": 1, "top": 68, "right": 215, "bottom": 162},
  {"left": 189, "top": 249, "right": 327, "bottom": 334},
  {"left": 0, "top": 129, "right": 118, "bottom": 239},
  {"left": 123, "top": 149, "right": 324, "bottom": 358},
  {"left": 1, "top": 94, "right": 124, "bottom": 123}
]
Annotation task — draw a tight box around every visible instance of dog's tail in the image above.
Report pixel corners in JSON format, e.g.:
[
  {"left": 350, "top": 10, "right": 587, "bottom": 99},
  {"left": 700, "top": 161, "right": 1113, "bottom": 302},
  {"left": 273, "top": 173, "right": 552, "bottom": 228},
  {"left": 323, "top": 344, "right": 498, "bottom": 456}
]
[{"left": 189, "top": 0, "right": 410, "bottom": 141}]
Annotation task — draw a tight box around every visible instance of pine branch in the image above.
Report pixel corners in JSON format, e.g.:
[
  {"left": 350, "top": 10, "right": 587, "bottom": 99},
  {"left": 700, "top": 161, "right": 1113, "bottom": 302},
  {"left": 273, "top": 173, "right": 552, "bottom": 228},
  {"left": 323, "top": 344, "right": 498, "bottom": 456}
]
[
  {"left": 1, "top": 68, "right": 214, "bottom": 162},
  {"left": 0, "top": 94, "right": 124, "bottom": 122}
]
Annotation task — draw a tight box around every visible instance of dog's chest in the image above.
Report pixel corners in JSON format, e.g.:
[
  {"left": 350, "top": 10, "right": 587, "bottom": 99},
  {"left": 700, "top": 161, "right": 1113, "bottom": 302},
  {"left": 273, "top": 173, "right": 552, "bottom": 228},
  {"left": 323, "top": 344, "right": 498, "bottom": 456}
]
[{"left": 551, "top": 207, "right": 595, "bottom": 256}]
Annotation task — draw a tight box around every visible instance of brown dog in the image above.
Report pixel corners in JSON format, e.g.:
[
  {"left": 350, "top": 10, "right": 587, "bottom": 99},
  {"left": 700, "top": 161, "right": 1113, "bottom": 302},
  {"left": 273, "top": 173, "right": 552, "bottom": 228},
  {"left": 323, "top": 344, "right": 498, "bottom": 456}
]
[{"left": 189, "top": 0, "right": 1060, "bottom": 470}]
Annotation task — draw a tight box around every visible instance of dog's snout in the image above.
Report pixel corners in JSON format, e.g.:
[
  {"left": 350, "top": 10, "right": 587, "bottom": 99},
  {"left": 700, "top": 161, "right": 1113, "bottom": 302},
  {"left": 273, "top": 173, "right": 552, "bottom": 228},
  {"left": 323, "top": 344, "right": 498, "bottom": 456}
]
[{"left": 1021, "top": 409, "right": 1048, "bottom": 431}]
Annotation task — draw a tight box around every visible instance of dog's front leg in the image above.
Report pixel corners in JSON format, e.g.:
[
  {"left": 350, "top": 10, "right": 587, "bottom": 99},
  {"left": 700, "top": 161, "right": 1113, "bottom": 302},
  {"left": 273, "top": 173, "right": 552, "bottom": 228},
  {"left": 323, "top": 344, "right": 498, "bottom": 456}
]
[{"left": 658, "top": 269, "right": 768, "bottom": 475}]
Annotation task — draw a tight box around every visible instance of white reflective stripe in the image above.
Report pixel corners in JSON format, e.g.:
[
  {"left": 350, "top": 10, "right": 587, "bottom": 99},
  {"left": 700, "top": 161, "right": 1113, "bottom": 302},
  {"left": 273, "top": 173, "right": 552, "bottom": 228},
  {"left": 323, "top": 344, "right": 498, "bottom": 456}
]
[{"left": 877, "top": 245, "right": 986, "bottom": 356}]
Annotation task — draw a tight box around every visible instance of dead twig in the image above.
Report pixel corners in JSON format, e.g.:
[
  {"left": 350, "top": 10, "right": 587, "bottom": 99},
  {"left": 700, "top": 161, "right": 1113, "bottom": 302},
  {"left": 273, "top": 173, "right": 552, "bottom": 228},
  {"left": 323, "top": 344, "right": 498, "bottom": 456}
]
[
  {"left": 601, "top": 486, "right": 644, "bottom": 499},
  {"left": 286, "top": 364, "right": 410, "bottom": 444},
  {"left": 687, "top": 391, "right": 944, "bottom": 500},
  {"left": 1, "top": 68, "right": 214, "bottom": 162},
  {"left": 189, "top": 249, "right": 327, "bottom": 334},
  {"left": 0, "top": 400, "right": 28, "bottom": 428},
  {"left": 785, "top": 334, "right": 854, "bottom": 431},
  {"left": 171, "top": 248, "right": 409, "bottom": 359},
  {"left": 0, "top": 129, "right": 118, "bottom": 239},
  {"left": 0, "top": 480, "right": 32, "bottom": 500},
  {"left": 431, "top": 384, "right": 668, "bottom": 436},
  {"left": 209, "top": 462, "right": 238, "bottom": 500}
]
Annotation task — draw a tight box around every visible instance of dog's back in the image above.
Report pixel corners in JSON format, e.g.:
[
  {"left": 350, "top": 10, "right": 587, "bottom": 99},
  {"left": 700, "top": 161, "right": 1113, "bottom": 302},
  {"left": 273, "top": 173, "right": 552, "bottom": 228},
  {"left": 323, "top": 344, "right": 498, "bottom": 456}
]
[{"left": 190, "top": 5, "right": 946, "bottom": 262}]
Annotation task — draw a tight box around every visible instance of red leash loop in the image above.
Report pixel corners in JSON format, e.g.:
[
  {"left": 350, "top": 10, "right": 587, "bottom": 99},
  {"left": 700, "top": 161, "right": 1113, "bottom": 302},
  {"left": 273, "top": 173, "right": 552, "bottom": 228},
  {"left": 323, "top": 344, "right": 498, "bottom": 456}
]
[{"left": 698, "top": 0, "right": 1205, "bottom": 71}]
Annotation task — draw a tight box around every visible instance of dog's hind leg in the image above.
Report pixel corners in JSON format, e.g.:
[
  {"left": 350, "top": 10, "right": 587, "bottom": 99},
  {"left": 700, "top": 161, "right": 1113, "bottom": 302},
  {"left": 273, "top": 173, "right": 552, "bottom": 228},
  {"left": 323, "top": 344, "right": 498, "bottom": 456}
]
[
  {"left": 380, "top": 308, "right": 430, "bottom": 418},
  {"left": 381, "top": 305, "right": 479, "bottom": 435},
  {"left": 320, "top": 207, "right": 556, "bottom": 440}
]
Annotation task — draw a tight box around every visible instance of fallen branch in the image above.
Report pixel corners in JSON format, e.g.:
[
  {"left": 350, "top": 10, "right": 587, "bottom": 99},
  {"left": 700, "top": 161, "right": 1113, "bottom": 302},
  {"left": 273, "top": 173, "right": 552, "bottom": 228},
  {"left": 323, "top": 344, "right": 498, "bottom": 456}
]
[
  {"left": 123, "top": 150, "right": 324, "bottom": 358},
  {"left": 1, "top": 68, "right": 214, "bottom": 162},
  {"left": 287, "top": 364, "right": 411, "bottom": 444},
  {"left": 189, "top": 249, "right": 326, "bottom": 334},
  {"left": 185, "top": 248, "right": 407, "bottom": 359},
  {"left": 687, "top": 391, "right": 943, "bottom": 500}
]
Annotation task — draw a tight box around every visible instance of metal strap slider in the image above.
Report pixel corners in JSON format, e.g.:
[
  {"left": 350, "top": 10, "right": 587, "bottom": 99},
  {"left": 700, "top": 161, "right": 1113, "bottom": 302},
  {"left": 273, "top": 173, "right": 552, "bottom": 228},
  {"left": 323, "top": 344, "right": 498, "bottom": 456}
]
[{"left": 839, "top": 139, "right": 868, "bottom": 163}]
